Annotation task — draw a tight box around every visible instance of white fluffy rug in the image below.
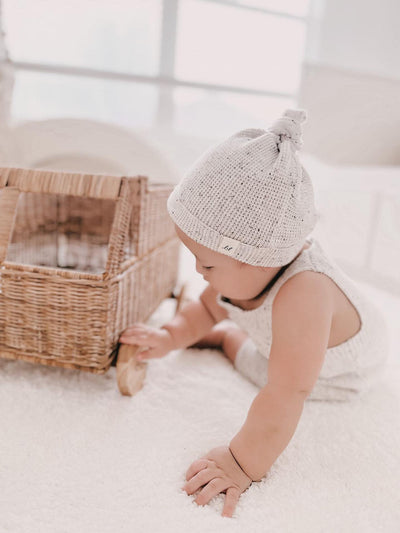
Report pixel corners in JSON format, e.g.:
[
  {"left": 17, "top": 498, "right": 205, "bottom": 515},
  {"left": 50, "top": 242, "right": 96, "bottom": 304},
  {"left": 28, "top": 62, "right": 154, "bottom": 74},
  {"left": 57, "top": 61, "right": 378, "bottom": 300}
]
[{"left": 1, "top": 280, "right": 400, "bottom": 533}]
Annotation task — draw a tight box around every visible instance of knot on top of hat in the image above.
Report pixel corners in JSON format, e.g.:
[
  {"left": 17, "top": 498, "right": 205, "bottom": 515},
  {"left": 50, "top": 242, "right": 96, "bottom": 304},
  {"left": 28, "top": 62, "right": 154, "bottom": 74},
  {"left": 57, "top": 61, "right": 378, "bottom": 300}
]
[{"left": 269, "top": 108, "right": 307, "bottom": 151}]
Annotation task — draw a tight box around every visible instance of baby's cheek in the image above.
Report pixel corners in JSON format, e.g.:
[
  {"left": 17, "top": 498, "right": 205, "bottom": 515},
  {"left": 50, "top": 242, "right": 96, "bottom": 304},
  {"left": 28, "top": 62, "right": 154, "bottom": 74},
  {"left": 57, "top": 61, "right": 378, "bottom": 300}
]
[{"left": 211, "top": 275, "right": 225, "bottom": 292}]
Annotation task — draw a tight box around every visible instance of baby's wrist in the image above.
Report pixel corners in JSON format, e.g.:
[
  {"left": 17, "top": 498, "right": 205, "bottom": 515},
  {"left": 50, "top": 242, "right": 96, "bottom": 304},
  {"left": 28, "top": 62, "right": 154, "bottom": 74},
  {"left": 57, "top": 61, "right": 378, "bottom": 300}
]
[{"left": 160, "top": 325, "right": 178, "bottom": 351}]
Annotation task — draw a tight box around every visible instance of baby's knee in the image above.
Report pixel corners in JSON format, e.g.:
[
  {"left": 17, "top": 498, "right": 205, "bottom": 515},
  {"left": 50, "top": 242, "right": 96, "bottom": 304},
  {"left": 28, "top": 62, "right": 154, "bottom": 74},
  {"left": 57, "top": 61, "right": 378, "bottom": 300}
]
[{"left": 221, "top": 328, "right": 250, "bottom": 364}]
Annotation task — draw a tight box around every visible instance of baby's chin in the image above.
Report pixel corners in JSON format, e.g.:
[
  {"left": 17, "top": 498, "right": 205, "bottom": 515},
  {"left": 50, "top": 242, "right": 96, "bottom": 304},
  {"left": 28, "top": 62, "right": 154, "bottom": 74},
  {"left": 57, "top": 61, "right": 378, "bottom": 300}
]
[
  {"left": 207, "top": 281, "right": 260, "bottom": 301},
  {"left": 218, "top": 290, "right": 258, "bottom": 302}
]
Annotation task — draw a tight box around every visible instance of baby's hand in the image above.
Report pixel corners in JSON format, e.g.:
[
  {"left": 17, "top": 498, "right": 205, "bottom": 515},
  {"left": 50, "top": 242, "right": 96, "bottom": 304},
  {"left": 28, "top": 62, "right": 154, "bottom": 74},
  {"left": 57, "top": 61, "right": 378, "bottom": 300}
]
[
  {"left": 182, "top": 445, "right": 252, "bottom": 518},
  {"left": 119, "top": 323, "right": 174, "bottom": 361}
]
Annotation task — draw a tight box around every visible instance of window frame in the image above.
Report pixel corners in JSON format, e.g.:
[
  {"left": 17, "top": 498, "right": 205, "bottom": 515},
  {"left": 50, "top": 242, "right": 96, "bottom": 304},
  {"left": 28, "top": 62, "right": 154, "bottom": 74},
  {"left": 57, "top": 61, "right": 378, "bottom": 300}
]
[{"left": 2, "top": 0, "right": 309, "bottom": 127}]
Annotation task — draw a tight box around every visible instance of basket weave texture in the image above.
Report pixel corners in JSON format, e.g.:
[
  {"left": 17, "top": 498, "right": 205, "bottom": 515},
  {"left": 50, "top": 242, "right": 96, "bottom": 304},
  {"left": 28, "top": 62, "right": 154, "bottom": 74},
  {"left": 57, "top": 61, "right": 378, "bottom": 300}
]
[{"left": 0, "top": 167, "right": 180, "bottom": 374}]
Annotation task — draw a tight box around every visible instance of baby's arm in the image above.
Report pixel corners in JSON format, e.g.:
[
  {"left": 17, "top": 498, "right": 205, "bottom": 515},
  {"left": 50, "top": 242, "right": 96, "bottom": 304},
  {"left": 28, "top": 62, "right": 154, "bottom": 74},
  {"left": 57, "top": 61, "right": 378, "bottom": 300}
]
[
  {"left": 230, "top": 272, "right": 334, "bottom": 481},
  {"left": 120, "top": 285, "right": 228, "bottom": 360},
  {"left": 161, "top": 284, "right": 226, "bottom": 350}
]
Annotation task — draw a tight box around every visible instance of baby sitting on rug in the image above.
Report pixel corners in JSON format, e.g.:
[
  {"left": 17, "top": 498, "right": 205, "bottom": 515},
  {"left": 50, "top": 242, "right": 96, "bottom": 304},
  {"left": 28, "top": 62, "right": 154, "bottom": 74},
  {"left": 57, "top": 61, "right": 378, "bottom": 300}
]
[{"left": 119, "top": 109, "right": 389, "bottom": 518}]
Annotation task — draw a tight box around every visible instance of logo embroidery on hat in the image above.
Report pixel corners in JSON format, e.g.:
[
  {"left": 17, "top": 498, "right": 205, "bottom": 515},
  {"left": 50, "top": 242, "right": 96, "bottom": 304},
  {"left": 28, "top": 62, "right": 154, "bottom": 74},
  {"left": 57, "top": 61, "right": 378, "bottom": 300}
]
[{"left": 218, "top": 236, "right": 240, "bottom": 257}]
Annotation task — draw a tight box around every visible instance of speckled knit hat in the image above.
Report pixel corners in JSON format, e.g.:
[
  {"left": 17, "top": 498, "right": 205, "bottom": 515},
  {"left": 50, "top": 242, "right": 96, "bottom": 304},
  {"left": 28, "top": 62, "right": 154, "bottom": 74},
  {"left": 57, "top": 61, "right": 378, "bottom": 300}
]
[{"left": 166, "top": 108, "right": 319, "bottom": 267}]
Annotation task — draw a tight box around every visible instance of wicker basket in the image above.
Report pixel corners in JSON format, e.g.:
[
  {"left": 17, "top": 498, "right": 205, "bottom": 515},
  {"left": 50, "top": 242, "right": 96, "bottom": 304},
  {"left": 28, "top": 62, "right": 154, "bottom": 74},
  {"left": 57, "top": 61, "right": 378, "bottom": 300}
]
[{"left": 0, "top": 167, "right": 181, "bottom": 393}]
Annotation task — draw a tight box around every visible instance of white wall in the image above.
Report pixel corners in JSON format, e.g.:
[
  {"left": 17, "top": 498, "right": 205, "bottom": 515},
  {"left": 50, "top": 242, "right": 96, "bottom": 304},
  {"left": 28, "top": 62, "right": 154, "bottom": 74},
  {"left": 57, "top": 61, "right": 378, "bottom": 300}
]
[
  {"left": 299, "top": 0, "right": 400, "bottom": 165},
  {"left": 305, "top": 0, "right": 400, "bottom": 80}
]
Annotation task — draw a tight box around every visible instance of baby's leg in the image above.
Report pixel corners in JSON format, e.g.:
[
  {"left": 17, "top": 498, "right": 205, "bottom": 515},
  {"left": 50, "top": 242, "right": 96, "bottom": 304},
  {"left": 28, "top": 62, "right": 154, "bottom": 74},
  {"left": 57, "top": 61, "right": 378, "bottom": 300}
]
[
  {"left": 190, "top": 326, "right": 268, "bottom": 387},
  {"left": 188, "top": 327, "right": 227, "bottom": 350},
  {"left": 189, "top": 324, "right": 249, "bottom": 363},
  {"left": 233, "top": 337, "right": 268, "bottom": 388}
]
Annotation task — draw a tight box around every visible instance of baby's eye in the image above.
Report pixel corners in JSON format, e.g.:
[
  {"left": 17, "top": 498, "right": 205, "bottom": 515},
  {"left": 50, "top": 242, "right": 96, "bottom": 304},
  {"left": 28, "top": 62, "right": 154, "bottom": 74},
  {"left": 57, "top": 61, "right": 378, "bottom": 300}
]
[{"left": 203, "top": 266, "right": 213, "bottom": 270}]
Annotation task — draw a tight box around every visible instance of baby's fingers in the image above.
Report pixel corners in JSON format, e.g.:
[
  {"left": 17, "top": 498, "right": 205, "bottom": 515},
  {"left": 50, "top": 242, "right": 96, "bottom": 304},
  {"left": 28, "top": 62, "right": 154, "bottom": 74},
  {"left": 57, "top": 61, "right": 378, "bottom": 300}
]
[
  {"left": 120, "top": 323, "right": 147, "bottom": 336},
  {"left": 136, "top": 350, "right": 151, "bottom": 361},
  {"left": 119, "top": 334, "right": 149, "bottom": 346},
  {"left": 222, "top": 487, "right": 240, "bottom": 518}
]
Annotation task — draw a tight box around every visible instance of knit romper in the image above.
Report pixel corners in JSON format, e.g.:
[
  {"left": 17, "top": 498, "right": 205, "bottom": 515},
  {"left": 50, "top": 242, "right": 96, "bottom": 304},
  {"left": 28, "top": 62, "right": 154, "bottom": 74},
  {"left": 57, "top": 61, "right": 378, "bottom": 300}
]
[{"left": 216, "top": 236, "right": 390, "bottom": 402}]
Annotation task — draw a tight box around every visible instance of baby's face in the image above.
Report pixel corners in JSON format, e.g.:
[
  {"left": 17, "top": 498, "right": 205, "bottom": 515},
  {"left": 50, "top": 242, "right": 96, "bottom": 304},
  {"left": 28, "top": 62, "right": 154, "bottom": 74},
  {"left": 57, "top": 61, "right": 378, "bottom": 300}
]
[{"left": 174, "top": 224, "right": 281, "bottom": 302}]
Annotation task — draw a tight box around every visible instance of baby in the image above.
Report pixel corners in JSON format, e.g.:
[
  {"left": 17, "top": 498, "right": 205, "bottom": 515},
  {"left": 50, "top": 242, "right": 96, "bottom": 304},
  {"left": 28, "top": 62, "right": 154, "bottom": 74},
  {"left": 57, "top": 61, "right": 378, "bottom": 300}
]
[{"left": 119, "top": 109, "right": 389, "bottom": 517}]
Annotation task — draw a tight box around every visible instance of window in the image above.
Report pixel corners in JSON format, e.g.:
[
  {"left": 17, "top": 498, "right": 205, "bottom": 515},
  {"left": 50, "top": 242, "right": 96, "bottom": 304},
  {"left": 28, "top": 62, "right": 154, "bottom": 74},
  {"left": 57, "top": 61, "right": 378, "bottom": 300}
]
[
  {"left": 2, "top": 0, "right": 310, "bottom": 139},
  {"left": 175, "top": 1, "right": 306, "bottom": 94}
]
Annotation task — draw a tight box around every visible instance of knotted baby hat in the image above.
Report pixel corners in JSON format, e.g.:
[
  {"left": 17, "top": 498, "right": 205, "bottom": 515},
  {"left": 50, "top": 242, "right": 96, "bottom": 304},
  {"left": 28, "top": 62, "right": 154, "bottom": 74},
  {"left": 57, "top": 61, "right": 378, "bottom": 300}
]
[{"left": 167, "top": 108, "right": 319, "bottom": 267}]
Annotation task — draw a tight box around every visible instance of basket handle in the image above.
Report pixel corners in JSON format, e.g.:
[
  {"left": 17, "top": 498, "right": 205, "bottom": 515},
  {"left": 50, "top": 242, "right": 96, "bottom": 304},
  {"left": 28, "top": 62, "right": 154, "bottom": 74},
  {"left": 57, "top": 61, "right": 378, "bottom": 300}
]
[
  {"left": 0, "top": 167, "right": 123, "bottom": 200},
  {"left": 104, "top": 176, "right": 144, "bottom": 278},
  {"left": 0, "top": 186, "right": 20, "bottom": 264}
]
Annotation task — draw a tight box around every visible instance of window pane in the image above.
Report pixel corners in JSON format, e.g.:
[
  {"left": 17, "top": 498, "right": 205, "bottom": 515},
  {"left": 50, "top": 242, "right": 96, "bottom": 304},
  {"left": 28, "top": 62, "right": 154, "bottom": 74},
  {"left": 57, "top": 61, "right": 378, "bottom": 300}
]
[
  {"left": 176, "top": 0, "right": 306, "bottom": 94},
  {"left": 2, "top": 0, "right": 162, "bottom": 76},
  {"left": 11, "top": 70, "right": 158, "bottom": 129},
  {"left": 173, "top": 86, "right": 294, "bottom": 138},
  {"left": 236, "top": 0, "right": 310, "bottom": 17}
]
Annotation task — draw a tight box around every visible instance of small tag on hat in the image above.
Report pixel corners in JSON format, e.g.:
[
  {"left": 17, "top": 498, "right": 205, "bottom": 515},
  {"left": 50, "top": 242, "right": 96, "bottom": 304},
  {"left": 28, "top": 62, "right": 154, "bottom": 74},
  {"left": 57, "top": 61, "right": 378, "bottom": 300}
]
[{"left": 218, "top": 236, "right": 240, "bottom": 257}]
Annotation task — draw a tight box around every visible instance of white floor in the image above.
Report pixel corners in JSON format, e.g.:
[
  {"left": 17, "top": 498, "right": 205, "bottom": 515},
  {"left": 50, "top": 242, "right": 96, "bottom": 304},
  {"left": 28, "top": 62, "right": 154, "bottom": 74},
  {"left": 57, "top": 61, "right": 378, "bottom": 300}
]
[{"left": 1, "top": 273, "right": 399, "bottom": 532}]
